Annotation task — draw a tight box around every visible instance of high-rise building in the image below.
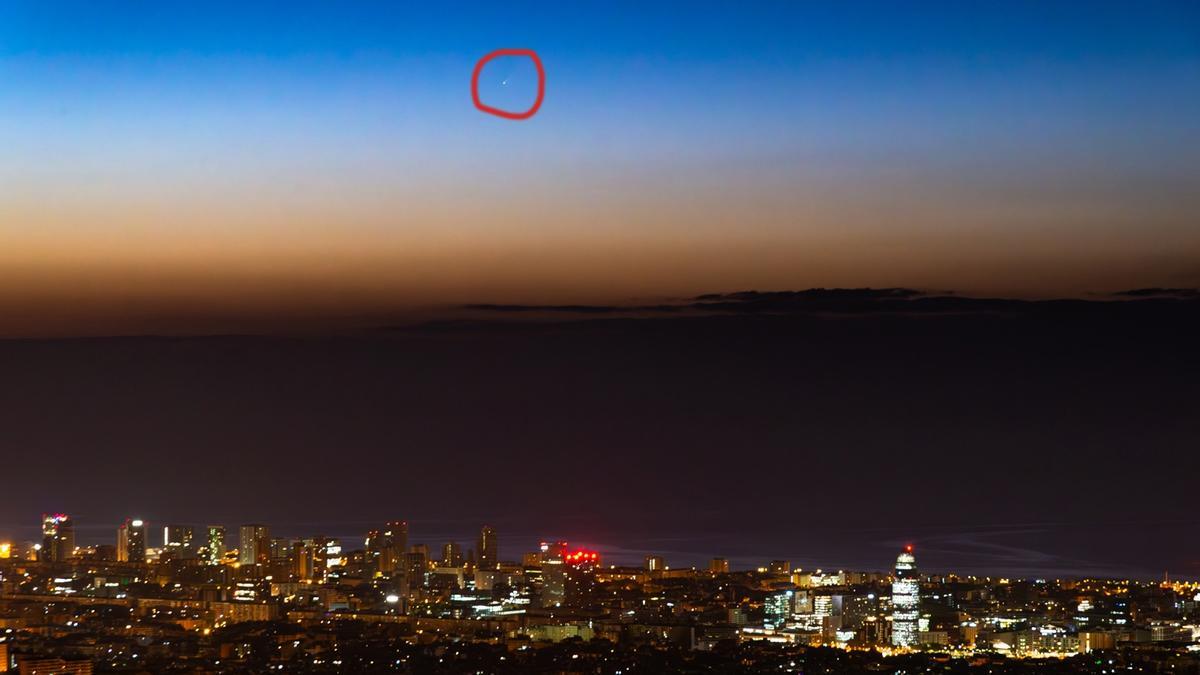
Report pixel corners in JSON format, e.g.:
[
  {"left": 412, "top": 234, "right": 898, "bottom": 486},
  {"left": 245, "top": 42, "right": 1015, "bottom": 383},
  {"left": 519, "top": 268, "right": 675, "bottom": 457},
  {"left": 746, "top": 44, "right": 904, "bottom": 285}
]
[
  {"left": 366, "top": 521, "right": 407, "bottom": 575},
  {"left": 765, "top": 590, "right": 794, "bottom": 628},
  {"left": 117, "top": 519, "right": 147, "bottom": 563},
  {"left": 477, "top": 525, "right": 497, "bottom": 571},
  {"left": 891, "top": 545, "right": 919, "bottom": 648},
  {"left": 40, "top": 514, "right": 75, "bottom": 562},
  {"left": 813, "top": 593, "right": 841, "bottom": 619},
  {"left": 441, "top": 541, "right": 463, "bottom": 568},
  {"left": 163, "top": 525, "right": 196, "bottom": 559},
  {"left": 541, "top": 556, "right": 565, "bottom": 607},
  {"left": 324, "top": 539, "right": 345, "bottom": 575},
  {"left": 540, "top": 540, "right": 567, "bottom": 563},
  {"left": 365, "top": 529, "right": 383, "bottom": 568},
  {"left": 710, "top": 557, "right": 730, "bottom": 574},
  {"left": 238, "top": 524, "right": 270, "bottom": 566},
  {"left": 644, "top": 555, "right": 665, "bottom": 571},
  {"left": 533, "top": 542, "right": 599, "bottom": 608},
  {"left": 294, "top": 537, "right": 330, "bottom": 582},
  {"left": 205, "top": 526, "right": 226, "bottom": 565},
  {"left": 406, "top": 547, "right": 428, "bottom": 592},
  {"left": 768, "top": 559, "right": 791, "bottom": 575},
  {"left": 386, "top": 521, "right": 408, "bottom": 572},
  {"left": 270, "top": 538, "right": 293, "bottom": 564},
  {"left": 563, "top": 547, "right": 600, "bottom": 607}
]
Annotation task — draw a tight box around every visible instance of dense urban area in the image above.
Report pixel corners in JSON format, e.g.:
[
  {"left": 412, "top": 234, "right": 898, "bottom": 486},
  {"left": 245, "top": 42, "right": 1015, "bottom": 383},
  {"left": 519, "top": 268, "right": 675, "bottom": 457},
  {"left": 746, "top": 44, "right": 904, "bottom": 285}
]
[{"left": 0, "top": 515, "right": 1197, "bottom": 673}]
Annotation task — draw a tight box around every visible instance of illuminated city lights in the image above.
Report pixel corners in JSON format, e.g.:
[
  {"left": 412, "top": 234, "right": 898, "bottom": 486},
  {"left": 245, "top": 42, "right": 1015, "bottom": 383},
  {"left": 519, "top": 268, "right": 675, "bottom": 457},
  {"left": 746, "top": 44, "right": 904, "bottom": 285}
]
[{"left": 0, "top": 510, "right": 1194, "bottom": 673}]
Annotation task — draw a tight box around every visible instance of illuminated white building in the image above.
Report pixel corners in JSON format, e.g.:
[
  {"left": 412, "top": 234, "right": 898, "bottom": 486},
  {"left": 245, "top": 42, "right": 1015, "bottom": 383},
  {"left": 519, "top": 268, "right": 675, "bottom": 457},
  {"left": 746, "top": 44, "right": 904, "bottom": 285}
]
[
  {"left": 891, "top": 545, "right": 919, "bottom": 647},
  {"left": 764, "top": 590, "right": 793, "bottom": 628}
]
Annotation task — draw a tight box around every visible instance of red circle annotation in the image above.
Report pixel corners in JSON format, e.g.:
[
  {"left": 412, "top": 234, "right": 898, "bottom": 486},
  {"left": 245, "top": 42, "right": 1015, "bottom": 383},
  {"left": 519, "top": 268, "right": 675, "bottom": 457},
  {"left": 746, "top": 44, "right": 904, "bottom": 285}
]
[{"left": 471, "top": 49, "right": 545, "bottom": 120}]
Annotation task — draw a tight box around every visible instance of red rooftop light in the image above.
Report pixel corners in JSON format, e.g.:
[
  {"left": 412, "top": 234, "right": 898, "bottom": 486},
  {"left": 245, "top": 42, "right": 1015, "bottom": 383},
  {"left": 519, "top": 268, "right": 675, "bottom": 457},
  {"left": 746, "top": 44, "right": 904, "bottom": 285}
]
[{"left": 564, "top": 549, "right": 599, "bottom": 564}]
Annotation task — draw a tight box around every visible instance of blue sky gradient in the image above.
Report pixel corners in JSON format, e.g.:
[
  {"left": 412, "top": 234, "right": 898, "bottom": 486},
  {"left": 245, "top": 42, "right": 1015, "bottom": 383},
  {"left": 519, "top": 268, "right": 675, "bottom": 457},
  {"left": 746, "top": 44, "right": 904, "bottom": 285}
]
[{"left": 1, "top": 1, "right": 1198, "bottom": 333}]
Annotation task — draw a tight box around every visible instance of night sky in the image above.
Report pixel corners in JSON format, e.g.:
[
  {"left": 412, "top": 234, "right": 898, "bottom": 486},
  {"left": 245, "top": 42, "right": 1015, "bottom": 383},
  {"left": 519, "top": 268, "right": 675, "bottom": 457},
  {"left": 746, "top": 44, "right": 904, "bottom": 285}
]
[
  {"left": 0, "top": 2, "right": 1198, "bottom": 578},
  {"left": 1, "top": 293, "right": 1197, "bottom": 579}
]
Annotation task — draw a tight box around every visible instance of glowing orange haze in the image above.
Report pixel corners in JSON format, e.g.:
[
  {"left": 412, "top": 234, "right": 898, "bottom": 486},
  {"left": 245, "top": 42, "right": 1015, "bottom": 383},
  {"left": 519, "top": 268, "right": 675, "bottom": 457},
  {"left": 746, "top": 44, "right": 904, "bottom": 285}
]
[{"left": 2, "top": 171, "right": 1197, "bottom": 336}]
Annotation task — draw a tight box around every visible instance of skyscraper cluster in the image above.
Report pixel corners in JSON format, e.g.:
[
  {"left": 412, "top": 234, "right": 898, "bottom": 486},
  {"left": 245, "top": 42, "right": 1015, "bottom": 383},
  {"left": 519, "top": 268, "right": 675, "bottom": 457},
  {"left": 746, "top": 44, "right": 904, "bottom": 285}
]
[{"left": 5, "top": 512, "right": 1198, "bottom": 675}]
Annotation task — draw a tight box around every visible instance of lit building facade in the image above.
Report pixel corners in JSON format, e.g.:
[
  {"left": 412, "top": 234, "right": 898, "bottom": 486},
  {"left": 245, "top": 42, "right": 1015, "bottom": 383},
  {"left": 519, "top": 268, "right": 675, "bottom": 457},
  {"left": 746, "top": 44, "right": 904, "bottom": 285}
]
[
  {"left": 294, "top": 537, "right": 331, "bottom": 581},
  {"left": 563, "top": 547, "right": 600, "bottom": 607},
  {"left": 238, "top": 524, "right": 270, "bottom": 566},
  {"left": 891, "top": 545, "right": 919, "bottom": 648},
  {"left": 477, "top": 525, "right": 497, "bottom": 571},
  {"left": 386, "top": 521, "right": 408, "bottom": 573},
  {"left": 768, "top": 560, "right": 791, "bottom": 575},
  {"left": 206, "top": 525, "right": 226, "bottom": 564},
  {"left": 163, "top": 525, "right": 195, "bottom": 559},
  {"left": 366, "top": 520, "right": 407, "bottom": 575},
  {"left": 765, "top": 590, "right": 793, "bottom": 628},
  {"left": 406, "top": 547, "right": 428, "bottom": 592},
  {"left": 441, "top": 541, "right": 463, "bottom": 568},
  {"left": 117, "top": 518, "right": 147, "bottom": 563},
  {"left": 41, "top": 514, "right": 75, "bottom": 562}
]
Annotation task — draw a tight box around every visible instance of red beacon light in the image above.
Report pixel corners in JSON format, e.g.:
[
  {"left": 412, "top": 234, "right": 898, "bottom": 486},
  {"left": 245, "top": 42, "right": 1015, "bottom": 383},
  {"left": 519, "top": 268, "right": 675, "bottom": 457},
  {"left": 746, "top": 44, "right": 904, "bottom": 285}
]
[{"left": 564, "top": 549, "right": 600, "bottom": 565}]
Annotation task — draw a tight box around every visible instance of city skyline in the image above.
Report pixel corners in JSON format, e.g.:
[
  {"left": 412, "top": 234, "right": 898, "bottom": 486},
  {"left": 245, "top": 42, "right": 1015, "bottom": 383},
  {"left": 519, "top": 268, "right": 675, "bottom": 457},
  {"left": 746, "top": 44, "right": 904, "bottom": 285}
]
[
  {"left": 1, "top": 510, "right": 1195, "bottom": 583},
  {"left": 4, "top": 520, "right": 1197, "bottom": 671},
  {"left": 9, "top": 509, "right": 1195, "bottom": 595}
]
